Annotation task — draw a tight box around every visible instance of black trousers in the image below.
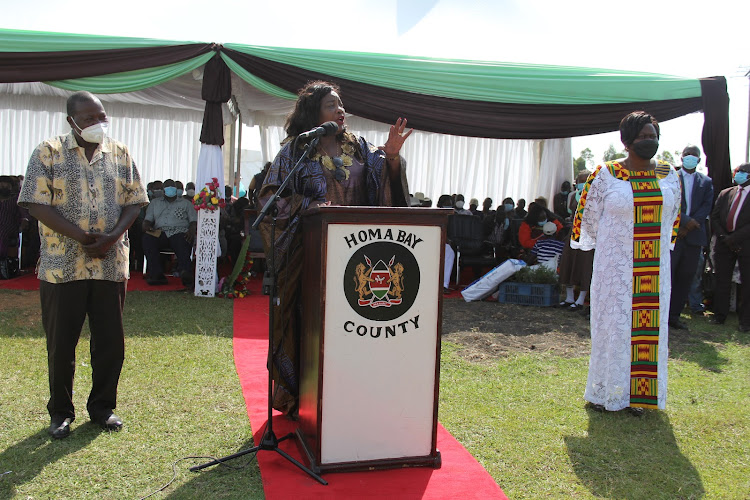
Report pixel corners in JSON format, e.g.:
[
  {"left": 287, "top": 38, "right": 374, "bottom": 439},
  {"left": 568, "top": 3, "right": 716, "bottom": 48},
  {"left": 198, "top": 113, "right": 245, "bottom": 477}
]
[
  {"left": 40, "top": 279, "right": 126, "bottom": 421},
  {"left": 669, "top": 240, "right": 702, "bottom": 321},
  {"left": 142, "top": 232, "right": 193, "bottom": 279},
  {"left": 711, "top": 240, "right": 750, "bottom": 328}
]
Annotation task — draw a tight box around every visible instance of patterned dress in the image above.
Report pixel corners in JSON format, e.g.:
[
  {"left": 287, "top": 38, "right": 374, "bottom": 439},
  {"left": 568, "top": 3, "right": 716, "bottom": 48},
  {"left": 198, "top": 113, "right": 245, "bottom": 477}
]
[
  {"left": 259, "top": 132, "right": 409, "bottom": 414},
  {"left": 571, "top": 160, "right": 680, "bottom": 410}
]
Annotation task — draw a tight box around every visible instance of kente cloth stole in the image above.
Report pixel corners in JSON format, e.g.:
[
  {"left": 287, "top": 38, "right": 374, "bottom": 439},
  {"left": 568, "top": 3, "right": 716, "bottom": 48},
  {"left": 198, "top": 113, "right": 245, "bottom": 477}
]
[{"left": 608, "top": 161, "right": 665, "bottom": 409}]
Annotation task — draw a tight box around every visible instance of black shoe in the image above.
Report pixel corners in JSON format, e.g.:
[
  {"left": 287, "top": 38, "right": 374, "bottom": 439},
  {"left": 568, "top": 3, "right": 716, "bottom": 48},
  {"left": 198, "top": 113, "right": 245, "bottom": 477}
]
[
  {"left": 626, "top": 407, "right": 645, "bottom": 417},
  {"left": 567, "top": 303, "right": 582, "bottom": 312},
  {"left": 558, "top": 301, "right": 574, "bottom": 308},
  {"left": 146, "top": 275, "right": 168, "bottom": 286},
  {"left": 97, "top": 413, "right": 123, "bottom": 431},
  {"left": 49, "top": 416, "right": 74, "bottom": 439},
  {"left": 708, "top": 317, "right": 725, "bottom": 325},
  {"left": 668, "top": 319, "right": 689, "bottom": 330}
]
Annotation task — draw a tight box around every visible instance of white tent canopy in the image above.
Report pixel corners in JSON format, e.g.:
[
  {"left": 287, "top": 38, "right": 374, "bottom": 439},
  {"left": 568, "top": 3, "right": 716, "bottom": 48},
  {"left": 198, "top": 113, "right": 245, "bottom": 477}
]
[{"left": 0, "top": 70, "right": 572, "bottom": 206}]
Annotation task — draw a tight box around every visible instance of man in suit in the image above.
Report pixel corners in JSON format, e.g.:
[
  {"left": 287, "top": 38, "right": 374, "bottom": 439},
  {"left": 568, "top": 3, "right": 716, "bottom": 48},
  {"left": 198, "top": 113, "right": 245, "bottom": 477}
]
[
  {"left": 668, "top": 146, "right": 714, "bottom": 330},
  {"left": 709, "top": 162, "right": 750, "bottom": 331}
]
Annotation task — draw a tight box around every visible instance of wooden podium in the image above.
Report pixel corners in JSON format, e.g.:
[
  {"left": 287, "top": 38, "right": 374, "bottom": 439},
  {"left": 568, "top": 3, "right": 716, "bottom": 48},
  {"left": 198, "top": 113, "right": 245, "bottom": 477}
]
[{"left": 296, "top": 206, "right": 449, "bottom": 473}]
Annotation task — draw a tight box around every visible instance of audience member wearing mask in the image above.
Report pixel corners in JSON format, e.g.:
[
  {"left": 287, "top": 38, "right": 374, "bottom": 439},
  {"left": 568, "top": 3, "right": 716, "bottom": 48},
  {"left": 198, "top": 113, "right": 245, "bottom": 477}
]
[
  {"left": 148, "top": 180, "right": 163, "bottom": 201},
  {"left": 142, "top": 178, "right": 197, "bottom": 286},
  {"left": 518, "top": 202, "right": 563, "bottom": 250},
  {"left": 174, "top": 180, "right": 185, "bottom": 198},
  {"left": 454, "top": 194, "right": 473, "bottom": 215},
  {"left": 502, "top": 197, "right": 517, "bottom": 220},
  {"left": 184, "top": 182, "right": 196, "bottom": 200},
  {"left": 668, "top": 146, "right": 713, "bottom": 330},
  {"left": 558, "top": 170, "right": 595, "bottom": 313},
  {"left": 709, "top": 163, "right": 750, "bottom": 331}
]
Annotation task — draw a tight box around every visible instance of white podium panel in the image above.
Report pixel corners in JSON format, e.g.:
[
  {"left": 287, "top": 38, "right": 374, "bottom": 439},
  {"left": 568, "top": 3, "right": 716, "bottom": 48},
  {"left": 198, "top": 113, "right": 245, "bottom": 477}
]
[{"left": 320, "top": 223, "right": 441, "bottom": 464}]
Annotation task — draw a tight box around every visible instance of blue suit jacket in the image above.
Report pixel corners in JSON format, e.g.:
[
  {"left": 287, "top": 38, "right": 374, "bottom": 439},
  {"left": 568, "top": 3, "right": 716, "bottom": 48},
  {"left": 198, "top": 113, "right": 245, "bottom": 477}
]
[{"left": 678, "top": 171, "right": 713, "bottom": 247}]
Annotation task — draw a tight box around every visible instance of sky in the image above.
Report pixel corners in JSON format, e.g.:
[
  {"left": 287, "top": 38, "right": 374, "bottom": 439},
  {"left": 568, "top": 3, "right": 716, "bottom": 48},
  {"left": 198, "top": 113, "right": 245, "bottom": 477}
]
[{"left": 2, "top": 0, "right": 749, "bottom": 170}]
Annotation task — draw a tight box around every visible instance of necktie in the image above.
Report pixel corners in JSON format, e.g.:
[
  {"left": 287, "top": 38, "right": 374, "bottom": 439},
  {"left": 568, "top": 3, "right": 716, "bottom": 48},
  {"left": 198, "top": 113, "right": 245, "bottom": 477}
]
[{"left": 727, "top": 187, "right": 744, "bottom": 232}]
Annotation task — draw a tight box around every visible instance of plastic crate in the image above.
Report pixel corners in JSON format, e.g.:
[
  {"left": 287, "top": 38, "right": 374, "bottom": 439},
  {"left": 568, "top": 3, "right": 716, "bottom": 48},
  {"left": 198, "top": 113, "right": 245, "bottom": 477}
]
[{"left": 497, "top": 282, "right": 558, "bottom": 307}]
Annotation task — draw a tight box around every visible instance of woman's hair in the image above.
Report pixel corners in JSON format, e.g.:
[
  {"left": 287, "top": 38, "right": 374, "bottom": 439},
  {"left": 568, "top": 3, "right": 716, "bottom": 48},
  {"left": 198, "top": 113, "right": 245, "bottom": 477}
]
[
  {"left": 619, "top": 111, "right": 660, "bottom": 147},
  {"left": 525, "top": 202, "right": 547, "bottom": 226},
  {"left": 285, "top": 80, "right": 341, "bottom": 138}
]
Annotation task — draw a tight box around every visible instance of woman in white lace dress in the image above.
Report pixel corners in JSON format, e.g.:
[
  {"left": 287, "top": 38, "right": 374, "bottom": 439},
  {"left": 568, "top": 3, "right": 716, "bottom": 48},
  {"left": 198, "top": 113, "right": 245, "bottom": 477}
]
[{"left": 570, "top": 111, "right": 681, "bottom": 414}]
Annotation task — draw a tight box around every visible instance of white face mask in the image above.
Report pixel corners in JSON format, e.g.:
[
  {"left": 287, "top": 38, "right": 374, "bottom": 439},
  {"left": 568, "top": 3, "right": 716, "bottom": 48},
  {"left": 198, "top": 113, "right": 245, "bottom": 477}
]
[
  {"left": 72, "top": 119, "right": 108, "bottom": 144},
  {"left": 186, "top": 189, "right": 195, "bottom": 197},
  {"left": 455, "top": 200, "right": 465, "bottom": 209}
]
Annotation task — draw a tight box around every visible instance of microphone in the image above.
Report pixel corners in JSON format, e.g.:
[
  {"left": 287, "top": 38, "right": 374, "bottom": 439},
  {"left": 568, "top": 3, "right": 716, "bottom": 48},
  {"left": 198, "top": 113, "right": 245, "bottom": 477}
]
[{"left": 297, "top": 121, "right": 339, "bottom": 140}]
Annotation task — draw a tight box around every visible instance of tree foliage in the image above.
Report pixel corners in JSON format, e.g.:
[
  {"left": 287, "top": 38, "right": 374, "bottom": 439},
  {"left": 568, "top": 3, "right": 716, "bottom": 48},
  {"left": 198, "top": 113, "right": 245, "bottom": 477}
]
[
  {"left": 603, "top": 144, "right": 626, "bottom": 162},
  {"left": 573, "top": 148, "right": 594, "bottom": 176}
]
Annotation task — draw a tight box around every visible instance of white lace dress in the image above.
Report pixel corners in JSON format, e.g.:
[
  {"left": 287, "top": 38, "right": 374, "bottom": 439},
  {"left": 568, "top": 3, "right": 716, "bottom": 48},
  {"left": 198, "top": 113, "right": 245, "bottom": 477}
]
[{"left": 571, "top": 164, "right": 680, "bottom": 410}]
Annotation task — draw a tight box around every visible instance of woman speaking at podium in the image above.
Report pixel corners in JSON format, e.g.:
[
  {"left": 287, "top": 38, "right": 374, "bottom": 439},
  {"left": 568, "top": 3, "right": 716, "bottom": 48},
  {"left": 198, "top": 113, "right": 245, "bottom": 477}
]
[{"left": 258, "top": 80, "right": 412, "bottom": 416}]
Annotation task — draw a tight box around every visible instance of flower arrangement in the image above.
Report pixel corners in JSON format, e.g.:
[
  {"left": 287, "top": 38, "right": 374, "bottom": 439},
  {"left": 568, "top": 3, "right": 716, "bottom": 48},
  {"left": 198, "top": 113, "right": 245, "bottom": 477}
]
[
  {"left": 217, "top": 256, "right": 255, "bottom": 299},
  {"left": 192, "top": 177, "right": 226, "bottom": 211}
]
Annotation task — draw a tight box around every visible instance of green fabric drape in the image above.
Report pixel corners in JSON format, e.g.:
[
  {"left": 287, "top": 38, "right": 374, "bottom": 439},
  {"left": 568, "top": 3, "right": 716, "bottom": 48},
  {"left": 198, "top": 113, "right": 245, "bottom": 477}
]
[
  {"left": 223, "top": 43, "right": 702, "bottom": 105},
  {"left": 219, "top": 52, "right": 296, "bottom": 100},
  {"left": 0, "top": 28, "right": 200, "bottom": 51},
  {"left": 45, "top": 52, "right": 214, "bottom": 93}
]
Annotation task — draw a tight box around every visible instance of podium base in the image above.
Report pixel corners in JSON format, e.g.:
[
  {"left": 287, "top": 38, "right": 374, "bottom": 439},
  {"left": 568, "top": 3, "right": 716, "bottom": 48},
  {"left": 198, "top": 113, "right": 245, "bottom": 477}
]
[{"left": 295, "top": 428, "right": 442, "bottom": 474}]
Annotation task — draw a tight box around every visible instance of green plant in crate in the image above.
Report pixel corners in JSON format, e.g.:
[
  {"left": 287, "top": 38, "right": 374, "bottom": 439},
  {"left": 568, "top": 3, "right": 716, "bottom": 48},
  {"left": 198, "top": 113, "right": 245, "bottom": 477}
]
[{"left": 512, "top": 265, "right": 558, "bottom": 284}]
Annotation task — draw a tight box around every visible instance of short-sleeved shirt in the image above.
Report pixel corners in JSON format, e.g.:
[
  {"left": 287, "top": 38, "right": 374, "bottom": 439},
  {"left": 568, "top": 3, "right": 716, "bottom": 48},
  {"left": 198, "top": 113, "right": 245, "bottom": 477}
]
[
  {"left": 144, "top": 196, "right": 197, "bottom": 237},
  {"left": 18, "top": 131, "right": 148, "bottom": 283}
]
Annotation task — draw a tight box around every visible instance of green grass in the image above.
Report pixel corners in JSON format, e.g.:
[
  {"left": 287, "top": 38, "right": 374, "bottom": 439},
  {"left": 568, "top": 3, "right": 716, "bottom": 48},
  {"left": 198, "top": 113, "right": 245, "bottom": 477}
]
[
  {"left": 439, "top": 312, "right": 750, "bottom": 499},
  {"left": 0, "top": 290, "right": 262, "bottom": 499},
  {"left": 1, "top": 290, "right": 748, "bottom": 499}
]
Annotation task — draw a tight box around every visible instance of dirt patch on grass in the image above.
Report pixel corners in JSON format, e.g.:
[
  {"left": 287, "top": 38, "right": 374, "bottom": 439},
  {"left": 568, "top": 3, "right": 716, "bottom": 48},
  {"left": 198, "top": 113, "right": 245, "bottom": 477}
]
[{"left": 442, "top": 299, "right": 592, "bottom": 362}]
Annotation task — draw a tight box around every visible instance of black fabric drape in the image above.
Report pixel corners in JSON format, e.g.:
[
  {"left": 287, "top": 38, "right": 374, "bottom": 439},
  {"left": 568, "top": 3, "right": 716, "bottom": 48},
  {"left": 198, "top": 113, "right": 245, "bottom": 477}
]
[
  {"left": 199, "top": 53, "right": 231, "bottom": 145},
  {"left": 222, "top": 48, "right": 704, "bottom": 140},
  {"left": 0, "top": 44, "right": 213, "bottom": 82},
  {"left": 700, "top": 77, "right": 732, "bottom": 193}
]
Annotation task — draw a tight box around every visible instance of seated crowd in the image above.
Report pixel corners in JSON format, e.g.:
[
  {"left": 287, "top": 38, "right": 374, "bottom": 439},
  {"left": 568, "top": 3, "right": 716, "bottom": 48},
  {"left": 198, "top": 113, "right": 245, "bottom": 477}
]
[{"left": 4, "top": 159, "right": 746, "bottom": 334}]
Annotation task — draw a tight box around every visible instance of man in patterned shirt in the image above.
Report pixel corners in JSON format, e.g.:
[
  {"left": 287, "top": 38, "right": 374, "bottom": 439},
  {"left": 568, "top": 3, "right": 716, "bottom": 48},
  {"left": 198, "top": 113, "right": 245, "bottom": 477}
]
[{"left": 18, "top": 91, "right": 148, "bottom": 439}]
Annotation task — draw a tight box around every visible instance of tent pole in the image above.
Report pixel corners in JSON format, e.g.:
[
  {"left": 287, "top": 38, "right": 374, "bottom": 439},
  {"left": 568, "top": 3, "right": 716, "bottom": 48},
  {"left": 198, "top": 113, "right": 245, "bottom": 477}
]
[
  {"left": 237, "top": 110, "right": 243, "bottom": 189},
  {"left": 229, "top": 117, "right": 236, "bottom": 194}
]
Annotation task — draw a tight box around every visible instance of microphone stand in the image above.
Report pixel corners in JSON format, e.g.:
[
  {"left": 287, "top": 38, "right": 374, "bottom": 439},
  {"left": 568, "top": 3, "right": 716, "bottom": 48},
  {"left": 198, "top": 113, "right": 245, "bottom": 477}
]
[{"left": 190, "top": 138, "right": 327, "bottom": 485}]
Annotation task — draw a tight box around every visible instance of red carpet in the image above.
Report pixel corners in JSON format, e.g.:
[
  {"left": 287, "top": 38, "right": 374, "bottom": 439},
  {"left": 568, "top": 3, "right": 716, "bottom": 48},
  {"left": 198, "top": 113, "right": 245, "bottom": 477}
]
[
  {"left": 0, "top": 271, "right": 187, "bottom": 291},
  {"left": 232, "top": 295, "right": 507, "bottom": 499}
]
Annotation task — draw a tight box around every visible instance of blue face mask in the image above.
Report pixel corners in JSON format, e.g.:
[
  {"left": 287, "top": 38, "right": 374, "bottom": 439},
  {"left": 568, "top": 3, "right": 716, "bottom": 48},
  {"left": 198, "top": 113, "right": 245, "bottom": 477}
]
[
  {"left": 537, "top": 219, "right": 547, "bottom": 227},
  {"left": 147, "top": 189, "right": 153, "bottom": 199},
  {"left": 577, "top": 182, "right": 585, "bottom": 192},
  {"left": 164, "top": 186, "right": 178, "bottom": 198},
  {"left": 734, "top": 171, "right": 749, "bottom": 186},
  {"left": 176, "top": 188, "right": 184, "bottom": 196},
  {"left": 682, "top": 155, "right": 699, "bottom": 169},
  {"left": 561, "top": 190, "right": 569, "bottom": 196},
  {"left": 504, "top": 203, "right": 513, "bottom": 212}
]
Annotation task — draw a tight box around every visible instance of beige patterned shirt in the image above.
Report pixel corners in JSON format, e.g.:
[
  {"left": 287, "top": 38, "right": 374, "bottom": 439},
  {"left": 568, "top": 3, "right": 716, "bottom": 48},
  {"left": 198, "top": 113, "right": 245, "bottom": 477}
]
[{"left": 18, "top": 131, "right": 148, "bottom": 283}]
